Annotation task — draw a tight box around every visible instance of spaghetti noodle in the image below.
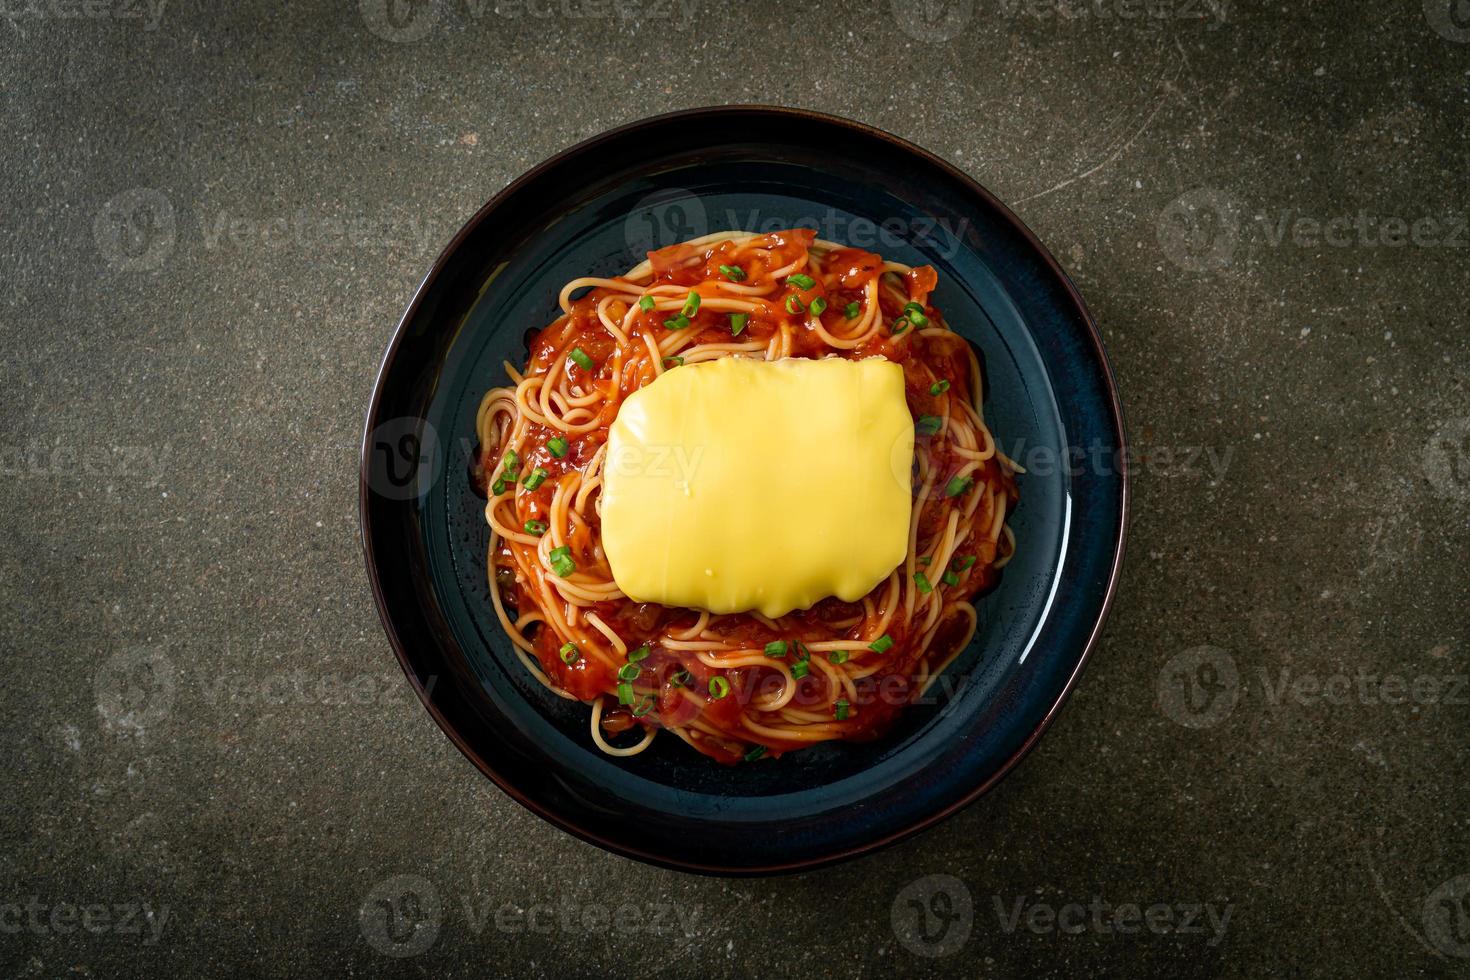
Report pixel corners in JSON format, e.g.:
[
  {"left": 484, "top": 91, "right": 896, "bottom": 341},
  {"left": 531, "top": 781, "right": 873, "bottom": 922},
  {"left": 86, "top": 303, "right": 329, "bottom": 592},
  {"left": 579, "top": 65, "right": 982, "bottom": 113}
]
[{"left": 475, "top": 229, "right": 1019, "bottom": 764}]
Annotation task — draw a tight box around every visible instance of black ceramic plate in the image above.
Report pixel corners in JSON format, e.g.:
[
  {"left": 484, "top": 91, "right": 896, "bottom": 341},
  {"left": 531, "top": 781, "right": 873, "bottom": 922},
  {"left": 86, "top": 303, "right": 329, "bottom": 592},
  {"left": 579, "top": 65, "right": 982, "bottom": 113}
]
[{"left": 360, "top": 106, "right": 1127, "bottom": 875}]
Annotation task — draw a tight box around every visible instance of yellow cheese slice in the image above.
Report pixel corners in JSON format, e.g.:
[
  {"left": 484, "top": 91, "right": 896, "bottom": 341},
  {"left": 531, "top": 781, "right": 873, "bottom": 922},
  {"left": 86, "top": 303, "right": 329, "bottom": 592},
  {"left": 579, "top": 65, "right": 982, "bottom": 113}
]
[{"left": 601, "top": 356, "right": 914, "bottom": 618}]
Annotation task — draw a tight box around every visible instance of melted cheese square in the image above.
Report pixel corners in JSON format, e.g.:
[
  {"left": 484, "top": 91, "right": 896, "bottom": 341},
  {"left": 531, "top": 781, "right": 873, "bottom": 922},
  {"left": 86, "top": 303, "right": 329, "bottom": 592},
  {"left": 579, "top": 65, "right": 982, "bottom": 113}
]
[{"left": 601, "top": 356, "right": 914, "bottom": 618}]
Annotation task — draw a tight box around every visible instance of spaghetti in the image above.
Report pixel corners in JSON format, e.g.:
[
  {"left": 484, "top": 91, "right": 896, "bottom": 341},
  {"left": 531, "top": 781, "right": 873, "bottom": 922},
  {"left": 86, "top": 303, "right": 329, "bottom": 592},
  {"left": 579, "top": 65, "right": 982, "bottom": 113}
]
[{"left": 475, "top": 229, "right": 1019, "bottom": 764}]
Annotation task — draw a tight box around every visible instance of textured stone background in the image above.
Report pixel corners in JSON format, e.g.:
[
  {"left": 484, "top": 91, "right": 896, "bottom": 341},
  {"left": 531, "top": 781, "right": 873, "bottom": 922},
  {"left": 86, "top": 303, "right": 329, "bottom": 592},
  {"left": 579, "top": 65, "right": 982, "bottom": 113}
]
[{"left": 2, "top": 0, "right": 1468, "bottom": 975}]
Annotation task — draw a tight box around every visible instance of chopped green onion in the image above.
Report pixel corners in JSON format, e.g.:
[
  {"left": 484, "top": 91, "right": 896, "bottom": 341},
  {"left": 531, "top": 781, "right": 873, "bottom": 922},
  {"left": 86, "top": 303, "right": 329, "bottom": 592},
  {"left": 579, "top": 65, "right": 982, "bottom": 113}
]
[
  {"left": 681, "top": 291, "right": 701, "bottom": 317},
  {"left": 628, "top": 645, "right": 650, "bottom": 663},
  {"left": 661, "top": 356, "right": 683, "bottom": 368},
  {"left": 547, "top": 436, "right": 569, "bottom": 458},
  {"left": 708, "top": 676, "right": 731, "bottom": 699},
  {"left": 941, "top": 570, "right": 960, "bottom": 587},
  {"left": 835, "top": 699, "right": 850, "bottom": 721},
  {"left": 891, "top": 317, "right": 910, "bottom": 336},
  {"left": 809, "top": 297, "right": 828, "bottom": 316},
  {"left": 930, "top": 379, "right": 950, "bottom": 396},
  {"left": 945, "top": 475, "right": 973, "bottom": 497},
  {"left": 522, "top": 467, "right": 548, "bottom": 490},
  {"left": 844, "top": 301, "right": 860, "bottom": 318},
  {"left": 827, "top": 650, "right": 849, "bottom": 665},
  {"left": 669, "top": 667, "right": 691, "bottom": 687},
  {"left": 729, "top": 313, "right": 748, "bottom": 335},
  {"left": 491, "top": 477, "right": 507, "bottom": 495},
  {"left": 523, "top": 519, "right": 547, "bottom": 535},
  {"left": 617, "top": 663, "right": 641, "bottom": 681},
  {"left": 787, "top": 273, "right": 816, "bottom": 289},
  {"left": 617, "top": 681, "right": 634, "bottom": 705},
  {"left": 548, "top": 545, "right": 576, "bottom": 577},
  {"left": 764, "top": 640, "right": 789, "bottom": 658},
  {"left": 916, "top": 415, "right": 943, "bottom": 437},
  {"left": 907, "top": 309, "right": 929, "bottom": 327},
  {"left": 952, "top": 555, "right": 977, "bottom": 571},
  {"left": 718, "top": 264, "right": 746, "bottom": 281},
  {"left": 914, "top": 571, "right": 933, "bottom": 594},
  {"left": 790, "top": 659, "right": 809, "bottom": 680},
  {"left": 559, "top": 642, "right": 579, "bottom": 664},
  {"left": 869, "top": 635, "right": 894, "bottom": 654},
  {"left": 663, "top": 314, "right": 690, "bottom": 330},
  {"left": 569, "top": 348, "right": 595, "bottom": 371},
  {"left": 784, "top": 295, "right": 805, "bottom": 315},
  {"left": 744, "top": 745, "right": 767, "bottom": 762},
  {"left": 503, "top": 449, "right": 520, "bottom": 474},
  {"left": 638, "top": 295, "right": 655, "bottom": 312},
  {"left": 632, "top": 694, "right": 655, "bottom": 717},
  {"left": 917, "top": 556, "right": 932, "bottom": 566}
]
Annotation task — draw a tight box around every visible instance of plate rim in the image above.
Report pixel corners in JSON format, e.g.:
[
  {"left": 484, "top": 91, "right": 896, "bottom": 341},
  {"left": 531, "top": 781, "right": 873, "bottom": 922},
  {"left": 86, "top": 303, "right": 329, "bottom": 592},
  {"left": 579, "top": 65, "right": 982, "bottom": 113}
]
[{"left": 358, "top": 104, "right": 1130, "bottom": 876}]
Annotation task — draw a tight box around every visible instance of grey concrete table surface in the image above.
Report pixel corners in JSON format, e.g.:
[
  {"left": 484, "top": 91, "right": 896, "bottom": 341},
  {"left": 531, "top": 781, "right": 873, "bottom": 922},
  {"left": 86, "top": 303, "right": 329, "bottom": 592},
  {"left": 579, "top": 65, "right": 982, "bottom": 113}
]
[{"left": 2, "top": 0, "right": 1467, "bottom": 976}]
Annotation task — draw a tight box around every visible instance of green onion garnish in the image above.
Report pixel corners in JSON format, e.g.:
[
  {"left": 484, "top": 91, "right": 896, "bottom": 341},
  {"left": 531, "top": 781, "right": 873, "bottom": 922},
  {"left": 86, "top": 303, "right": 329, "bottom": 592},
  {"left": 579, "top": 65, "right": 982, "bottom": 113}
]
[
  {"left": 559, "top": 642, "right": 579, "bottom": 665},
  {"left": 524, "top": 519, "right": 547, "bottom": 535},
  {"left": 718, "top": 264, "right": 746, "bottom": 281},
  {"left": 844, "top": 301, "right": 860, "bottom": 318},
  {"left": 522, "top": 467, "right": 548, "bottom": 490},
  {"left": 827, "top": 650, "right": 849, "bottom": 665},
  {"left": 628, "top": 645, "right": 650, "bottom": 663},
  {"left": 681, "top": 291, "right": 701, "bottom": 317},
  {"left": 638, "top": 296, "right": 655, "bottom": 312},
  {"left": 809, "top": 297, "right": 828, "bottom": 316},
  {"left": 785, "top": 295, "right": 805, "bottom": 315},
  {"left": 569, "top": 348, "right": 594, "bottom": 371},
  {"left": 835, "top": 699, "right": 850, "bottom": 721},
  {"left": 547, "top": 436, "right": 569, "bottom": 458},
  {"left": 945, "top": 475, "right": 973, "bottom": 497},
  {"left": 914, "top": 572, "right": 933, "bottom": 594},
  {"left": 891, "top": 317, "right": 910, "bottom": 336},
  {"left": 661, "top": 356, "right": 683, "bottom": 368},
  {"left": 744, "top": 745, "right": 767, "bottom": 762},
  {"left": 930, "top": 380, "right": 950, "bottom": 396},
  {"left": 916, "top": 415, "right": 943, "bottom": 436},
  {"left": 617, "top": 681, "right": 634, "bottom": 705},
  {"left": 907, "top": 309, "right": 929, "bottom": 327},
  {"left": 869, "top": 635, "right": 894, "bottom": 654},
  {"left": 548, "top": 545, "right": 576, "bottom": 577},
  {"left": 708, "top": 676, "right": 731, "bottom": 699},
  {"left": 941, "top": 570, "right": 960, "bottom": 587},
  {"left": 729, "top": 313, "right": 748, "bottom": 335},
  {"left": 764, "top": 640, "right": 788, "bottom": 658},
  {"left": 503, "top": 449, "right": 520, "bottom": 474},
  {"left": 952, "top": 555, "right": 977, "bottom": 570},
  {"left": 790, "top": 659, "right": 809, "bottom": 680},
  {"left": 787, "top": 273, "right": 816, "bottom": 289},
  {"left": 617, "top": 663, "right": 641, "bottom": 681},
  {"left": 669, "top": 667, "right": 691, "bottom": 687},
  {"left": 632, "top": 695, "right": 655, "bottom": 717},
  {"left": 917, "top": 556, "right": 932, "bottom": 566},
  {"left": 664, "top": 314, "right": 690, "bottom": 330},
  {"left": 491, "top": 478, "right": 507, "bottom": 495}
]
